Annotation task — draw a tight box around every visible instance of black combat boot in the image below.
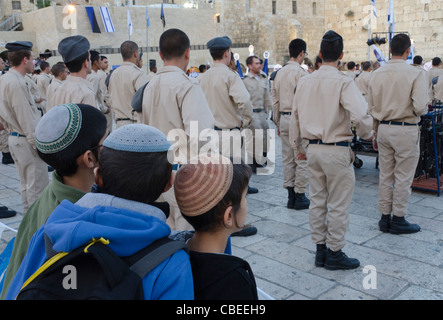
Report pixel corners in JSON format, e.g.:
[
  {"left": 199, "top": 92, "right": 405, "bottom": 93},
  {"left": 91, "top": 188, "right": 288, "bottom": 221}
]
[
  {"left": 378, "top": 214, "right": 391, "bottom": 233},
  {"left": 315, "top": 244, "right": 327, "bottom": 267},
  {"left": 324, "top": 249, "right": 360, "bottom": 270},
  {"left": 287, "top": 187, "right": 296, "bottom": 209},
  {"left": 293, "top": 193, "right": 310, "bottom": 210},
  {"left": 2, "top": 152, "right": 14, "bottom": 165},
  {"left": 389, "top": 216, "right": 420, "bottom": 234}
]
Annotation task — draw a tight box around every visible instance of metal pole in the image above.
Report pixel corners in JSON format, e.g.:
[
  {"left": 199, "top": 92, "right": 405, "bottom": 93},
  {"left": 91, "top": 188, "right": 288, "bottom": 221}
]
[{"left": 367, "top": 0, "right": 371, "bottom": 61}]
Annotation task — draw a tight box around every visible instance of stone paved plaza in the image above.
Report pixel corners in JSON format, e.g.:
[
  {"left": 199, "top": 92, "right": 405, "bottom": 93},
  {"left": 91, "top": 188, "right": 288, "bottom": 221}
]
[{"left": 1, "top": 122, "right": 442, "bottom": 300}]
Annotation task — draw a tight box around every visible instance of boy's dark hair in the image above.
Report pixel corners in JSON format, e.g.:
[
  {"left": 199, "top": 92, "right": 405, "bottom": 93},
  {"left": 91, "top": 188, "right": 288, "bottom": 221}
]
[
  {"left": 210, "top": 48, "right": 229, "bottom": 61},
  {"left": 289, "top": 39, "right": 306, "bottom": 59},
  {"left": 362, "top": 61, "right": 372, "bottom": 71},
  {"left": 413, "top": 55, "right": 423, "bottom": 65},
  {"left": 432, "top": 57, "right": 441, "bottom": 66},
  {"left": 159, "top": 28, "right": 190, "bottom": 60},
  {"left": 51, "top": 62, "right": 67, "bottom": 77},
  {"left": 40, "top": 60, "right": 50, "bottom": 71},
  {"left": 390, "top": 34, "right": 411, "bottom": 56},
  {"left": 8, "top": 49, "right": 32, "bottom": 67},
  {"left": 100, "top": 55, "right": 108, "bottom": 61},
  {"left": 98, "top": 148, "right": 172, "bottom": 204},
  {"left": 65, "top": 51, "right": 89, "bottom": 73},
  {"left": 320, "top": 31, "right": 343, "bottom": 63},
  {"left": 90, "top": 50, "right": 100, "bottom": 64},
  {"left": 199, "top": 64, "right": 207, "bottom": 73},
  {"left": 182, "top": 163, "right": 252, "bottom": 232},
  {"left": 347, "top": 61, "right": 356, "bottom": 70},
  {"left": 246, "top": 55, "right": 258, "bottom": 67},
  {"left": 37, "top": 104, "right": 107, "bottom": 177},
  {"left": 120, "top": 41, "right": 139, "bottom": 61}
]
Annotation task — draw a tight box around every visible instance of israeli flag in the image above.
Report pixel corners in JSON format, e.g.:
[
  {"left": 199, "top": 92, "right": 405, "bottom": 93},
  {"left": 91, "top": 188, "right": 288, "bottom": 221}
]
[
  {"left": 146, "top": 7, "right": 150, "bottom": 27},
  {"left": 99, "top": 6, "right": 115, "bottom": 32},
  {"left": 388, "top": 0, "right": 395, "bottom": 39},
  {"left": 371, "top": 0, "right": 377, "bottom": 18},
  {"left": 371, "top": 45, "right": 387, "bottom": 66},
  {"left": 127, "top": 10, "right": 133, "bottom": 36}
]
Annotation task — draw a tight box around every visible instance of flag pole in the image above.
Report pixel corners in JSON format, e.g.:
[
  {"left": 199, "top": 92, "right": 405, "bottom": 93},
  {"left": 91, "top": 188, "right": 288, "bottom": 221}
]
[{"left": 367, "top": 0, "right": 371, "bottom": 61}]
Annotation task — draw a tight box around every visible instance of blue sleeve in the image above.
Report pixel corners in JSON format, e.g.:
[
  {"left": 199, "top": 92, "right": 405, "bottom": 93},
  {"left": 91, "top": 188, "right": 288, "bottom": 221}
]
[
  {"left": 142, "top": 249, "right": 194, "bottom": 300},
  {"left": 5, "top": 227, "right": 47, "bottom": 300}
]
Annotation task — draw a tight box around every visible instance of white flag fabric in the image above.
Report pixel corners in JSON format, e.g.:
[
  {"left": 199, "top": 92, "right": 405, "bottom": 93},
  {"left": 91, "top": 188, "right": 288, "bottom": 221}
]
[
  {"left": 127, "top": 10, "right": 133, "bottom": 36},
  {"left": 406, "top": 44, "right": 414, "bottom": 64},
  {"left": 371, "top": 0, "right": 377, "bottom": 18},
  {"left": 388, "top": 0, "right": 395, "bottom": 38},
  {"left": 99, "top": 6, "right": 115, "bottom": 32},
  {"left": 371, "top": 45, "right": 387, "bottom": 66}
]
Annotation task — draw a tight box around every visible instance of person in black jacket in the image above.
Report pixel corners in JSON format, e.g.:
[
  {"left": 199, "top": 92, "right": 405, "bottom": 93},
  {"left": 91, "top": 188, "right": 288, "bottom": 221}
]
[{"left": 174, "top": 154, "right": 258, "bottom": 300}]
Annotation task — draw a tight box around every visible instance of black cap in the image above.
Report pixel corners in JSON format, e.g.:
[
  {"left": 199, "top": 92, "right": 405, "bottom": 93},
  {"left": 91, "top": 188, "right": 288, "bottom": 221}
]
[
  {"left": 58, "top": 35, "right": 90, "bottom": 63},
  {"left": 206, "top": 36, "right": 232, "bottom": 50},
  {"left": 5, "top": 41, "right": 33, "bottom": 52},
  {"left": 322, "top": 30, "right": 343, "bottom": 42}
]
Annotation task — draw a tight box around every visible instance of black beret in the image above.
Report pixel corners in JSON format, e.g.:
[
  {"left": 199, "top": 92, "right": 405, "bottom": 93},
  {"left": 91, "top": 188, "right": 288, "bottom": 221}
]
[
  {"left": 5, "top": 41, "right": 33, "bottom": 52},
  {"left": 58, "top": 35, "right": 90, "bottom": 63},
  {"left": 207, "top": 36, "right": 232, "bottom": 50}
]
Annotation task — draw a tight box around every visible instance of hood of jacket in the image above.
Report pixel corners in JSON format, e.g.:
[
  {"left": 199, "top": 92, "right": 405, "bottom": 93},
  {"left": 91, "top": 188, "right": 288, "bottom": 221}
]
[{"left": 43, "top": 193, "right": 171, "bottom": 257}]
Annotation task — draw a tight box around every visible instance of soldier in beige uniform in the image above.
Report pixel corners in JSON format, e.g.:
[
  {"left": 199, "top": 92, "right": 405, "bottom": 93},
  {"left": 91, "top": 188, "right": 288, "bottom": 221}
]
[
  {"left": 199, "top": 37, "right": 253, "bottom": 158},
  {"left": 52, "top": 36, "right": 96, "bottom": 109},
  {"left": 0, "top": 41, "right": 49, "bottom": 212},
  {"left": 46, "top": 62, "right": 68, "bottom": 111},
  {"left": 98, "top": 56, "right": 114, "bottom": 132},
  {"left": 355, "top": 61, "right": 372, "bottom": 102},
  {"left": 25, "top": 73, "right": 45, "bottom": 117},
  {"left": 368, "top": 34, "right": 429, "bottom": 235},
  {"left": 290, "top": 31, "right": 373, "bottom": 270},
  {"left": 272, "top": 38, "right": 310, "bottom": 210},
  {"left": 140, "top": 29, "right": 215, "bottom": 230},
  {"left": 0, "top": 58, "right": 15, "bottom": 166},
  {"left": 35, "top": 61, "right": 52, "bottom": 112},
  {"left": 242, "top": 55, "right": 272, "bottom": 172},
  {"left": 108, "top": 41, "right": 149, "bottom": 128},
  {"left": 87, "top": 50, "right": 110, "bottom": 117}
]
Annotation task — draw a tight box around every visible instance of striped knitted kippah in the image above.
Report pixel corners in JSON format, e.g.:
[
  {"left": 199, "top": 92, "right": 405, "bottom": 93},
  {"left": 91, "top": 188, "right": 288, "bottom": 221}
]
[
  {"left": 174, "top": 154, "right": 234, "bottom": 217},
  {"left": 35, "top": 103, "right": 82, "bottom": 154},
  {"left": 103, "top": 124, "right": 171, "bottom": 153}
]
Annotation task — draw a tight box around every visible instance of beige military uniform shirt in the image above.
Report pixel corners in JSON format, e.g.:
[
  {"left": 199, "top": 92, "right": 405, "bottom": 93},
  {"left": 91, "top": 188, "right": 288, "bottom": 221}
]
[
  {"left": 35, "top": 73, "right": 52, "bottom": 100},
  {"left": 147, "top": 71, "right": 156, "bottom": 81},
  {"left": 242, "top": 73, "right": 272, "bottom": 112},
  {"left": 87, "top": 69, "right": 108, "bottom": 114},
  {"left": 140, "top": 65, "right": 215, "bottom": 160},
  {"left": 46, "top": 78, "right": 63, "bottom": 110},
  {"left": 199, "top": 62, "right": 252, "bottom": 129},
  {"left": 355, "top": 71, "right": 371, "bottom": 96},
  {"left": 368, "top": 59, "right": 429, "bottom": 131},
  {"left": 108, "top": 62, "right": 149, "bottom": 122},
  {"left": 427, "top": 67, "right": 443, "bottom": 86},
  {"left": 290, "top": 65, "right": 373, "bottom": 154},
  {"left": 271, "top": 61, "right": 307, "bottom": 127},
  {"left": 0, "top": 69, "right": 41, "bottom": 146},
  {"left": 52, "top": 75, "right": 96, "bottom": 108}
]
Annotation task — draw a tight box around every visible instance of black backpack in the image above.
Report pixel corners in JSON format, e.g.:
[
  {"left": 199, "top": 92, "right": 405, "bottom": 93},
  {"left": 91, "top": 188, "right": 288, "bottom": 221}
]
[{"left": 16, "top": 237, "right": 188, "bottom": 300}]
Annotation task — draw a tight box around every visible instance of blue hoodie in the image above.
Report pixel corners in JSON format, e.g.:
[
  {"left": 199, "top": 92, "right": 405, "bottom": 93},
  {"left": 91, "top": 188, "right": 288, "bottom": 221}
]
[{"left": 5, "top": 193, "right": 194, "bottom": 300}]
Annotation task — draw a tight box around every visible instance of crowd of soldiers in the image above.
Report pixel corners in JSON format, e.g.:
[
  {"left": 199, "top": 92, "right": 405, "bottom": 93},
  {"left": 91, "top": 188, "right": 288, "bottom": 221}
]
[{"left": 0, "top": 27, "right": 434, "bottom": 272}]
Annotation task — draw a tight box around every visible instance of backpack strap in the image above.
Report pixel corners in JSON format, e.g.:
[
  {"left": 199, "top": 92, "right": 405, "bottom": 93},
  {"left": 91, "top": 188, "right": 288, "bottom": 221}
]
[{"left": 128, "top": 238, "right": 189, "bottom": 279}]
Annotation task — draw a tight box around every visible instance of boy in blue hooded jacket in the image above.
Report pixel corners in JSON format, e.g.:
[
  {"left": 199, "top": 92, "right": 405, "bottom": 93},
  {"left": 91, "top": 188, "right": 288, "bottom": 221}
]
[{"left": 5, "top": 124, "right": 193, "bottom": 300}]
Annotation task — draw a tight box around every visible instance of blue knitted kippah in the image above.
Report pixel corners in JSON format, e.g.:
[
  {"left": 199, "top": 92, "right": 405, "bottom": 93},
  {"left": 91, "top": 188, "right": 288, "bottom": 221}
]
[{"left": 103, "top": 124, "right": 171, "bottom": 153}]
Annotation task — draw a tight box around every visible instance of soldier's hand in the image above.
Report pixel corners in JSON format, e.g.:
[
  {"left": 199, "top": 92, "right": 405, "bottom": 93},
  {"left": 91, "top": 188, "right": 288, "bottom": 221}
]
[
  {"left": 297, "top": 153, "right": 307, "bottom": 160},
  {"left": 372, "top": 138, "right": 378, "bottom": 151}
]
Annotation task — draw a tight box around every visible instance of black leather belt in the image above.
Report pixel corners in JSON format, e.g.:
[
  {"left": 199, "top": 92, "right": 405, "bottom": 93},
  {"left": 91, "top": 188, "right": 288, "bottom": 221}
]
[
  {"left": 380, "top": 121, "right": 417, "bottom": 126},
  {"left": 10, "top": 132, "right": 26, "bottom": 138},
  {"left": 214, "top": 126, "right": 241, "bottom": 131},
  {"left": 116, "top": 118, "right": 134, "bottom": 122},
  {"left": 280, "top": 112, "right": 292, "bottom": 115},
  {"left": 309, "top": 139, "right": 351, "bottom": 147},
  {"left": 253, "top": 108, "right": 264, "bottom": 113}
]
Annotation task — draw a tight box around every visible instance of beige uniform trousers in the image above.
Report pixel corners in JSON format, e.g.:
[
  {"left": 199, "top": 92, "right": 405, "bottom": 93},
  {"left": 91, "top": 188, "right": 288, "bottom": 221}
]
[
  {"left": 307, "top": 144, "right": 355, "bottom": 252},
  {"left": 244, "top": 111, "right": 269, "bottom": 165},
  {"left": 0, "top": 130, "right": 9, "bottom": 153},
  {"left": 8, "top": 135, "right": 49, "bottom": 212},
  {"left": 377, "top": 124, "right": 420, "bottom": 217},
  {"left": 280, "top": 114, "right": 308, "bottom": 192}
]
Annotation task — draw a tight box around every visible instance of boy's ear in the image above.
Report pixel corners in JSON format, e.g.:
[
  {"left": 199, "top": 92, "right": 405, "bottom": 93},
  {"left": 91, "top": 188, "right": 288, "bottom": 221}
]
[
  {"left": 80, "top": 150, "right": 98, "bottom": 169},
  {"left": 223, "top": 206, "right": 234, "bottom": 228},
  {"left": 163, "top": 171, "right": 176, "bottom": 193},
  {"left": 94, "top": 167, "right": 104, "bottom": 188}
]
